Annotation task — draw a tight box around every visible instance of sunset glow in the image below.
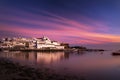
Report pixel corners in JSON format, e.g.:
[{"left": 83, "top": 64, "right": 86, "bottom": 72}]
[{"left": 0, "top": 0, "right": 120, "bottom": 45}]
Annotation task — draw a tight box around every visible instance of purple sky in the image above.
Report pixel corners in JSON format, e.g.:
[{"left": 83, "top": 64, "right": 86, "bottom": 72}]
[{"left": 0, "top": 0, "right": 120, "bottom": 46}]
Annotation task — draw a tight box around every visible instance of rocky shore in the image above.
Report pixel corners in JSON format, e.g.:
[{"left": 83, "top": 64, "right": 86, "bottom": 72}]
[{"left": 0, "top": 57, "right": 85, "bottom": 80}]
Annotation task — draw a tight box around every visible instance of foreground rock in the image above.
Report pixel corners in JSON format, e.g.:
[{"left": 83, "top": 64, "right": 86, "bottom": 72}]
[{"left": 0, "top": 58, "right": 85, "bottom": 80}]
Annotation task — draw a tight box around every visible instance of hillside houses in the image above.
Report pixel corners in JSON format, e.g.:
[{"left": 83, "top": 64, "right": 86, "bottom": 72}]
[{"left": 0, "top": 36, "right": 65, "bottom": 50}]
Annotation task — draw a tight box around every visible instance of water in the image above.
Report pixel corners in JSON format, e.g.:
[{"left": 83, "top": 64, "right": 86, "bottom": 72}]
[{"left": 0, "top": 51, "right": 120, "bottom": 80}]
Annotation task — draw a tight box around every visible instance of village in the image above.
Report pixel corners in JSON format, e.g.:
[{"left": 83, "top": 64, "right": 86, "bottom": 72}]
[{"left": 0, "top": 36, "right": 69, "bottom": 51}]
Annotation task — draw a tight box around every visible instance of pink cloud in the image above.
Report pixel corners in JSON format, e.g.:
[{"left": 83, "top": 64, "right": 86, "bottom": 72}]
[{"left": 0, "top": 9, "right": 120, "bottom": 44}]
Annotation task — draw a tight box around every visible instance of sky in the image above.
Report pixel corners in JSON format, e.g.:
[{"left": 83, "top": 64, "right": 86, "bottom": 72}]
[{"left": 0, "top": 0, "right": 120, "bottom": 47}]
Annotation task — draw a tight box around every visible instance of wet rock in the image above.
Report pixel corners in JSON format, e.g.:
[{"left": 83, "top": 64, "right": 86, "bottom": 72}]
[{"left": 0, "top": 57, "right": 82, "bottom": 80}]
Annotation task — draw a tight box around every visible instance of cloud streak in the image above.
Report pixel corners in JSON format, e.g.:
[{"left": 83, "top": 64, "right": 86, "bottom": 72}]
[{"left": 0, "top": 7, "right": 120, "bottom": 44}]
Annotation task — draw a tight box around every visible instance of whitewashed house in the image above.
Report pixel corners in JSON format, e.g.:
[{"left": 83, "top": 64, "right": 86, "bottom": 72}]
[
  {"left": 35, "top": 36, "right": 64, "bottom": 49},
  {"left": 0, "top": 36, "right": 65, "bottom": 50}
]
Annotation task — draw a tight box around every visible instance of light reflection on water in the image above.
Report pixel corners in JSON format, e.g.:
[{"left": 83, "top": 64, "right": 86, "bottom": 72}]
[
  {"left": 1, "top": 51, "right": 120, "bottom": 80},
  {"left": 0, "top": 51, "right": 70, "bottom": 67}
]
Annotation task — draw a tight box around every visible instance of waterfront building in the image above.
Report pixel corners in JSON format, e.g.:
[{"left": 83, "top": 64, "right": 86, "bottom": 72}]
[
  {"left": 0, "top": 36, "right": 65, "bottom": 50},
  {"left": 34, "top": 36, "right": 64, "bottom": 49}
]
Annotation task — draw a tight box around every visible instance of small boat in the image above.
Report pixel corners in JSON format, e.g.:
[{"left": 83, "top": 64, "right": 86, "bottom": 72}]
[{"left": 112, "top": 51, "right": 120, "bottom": 55}]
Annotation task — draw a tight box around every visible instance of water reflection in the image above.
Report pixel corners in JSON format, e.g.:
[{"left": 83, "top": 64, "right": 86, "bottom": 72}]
[
  {"left": 1, "top": 51, "right": 120, "bottom": 80},
  {"left": 0, "top": 51, "right": 70, "bottom": 65},
  {"left": 1, "top": 51, "right": 120, "bottom": 72}
]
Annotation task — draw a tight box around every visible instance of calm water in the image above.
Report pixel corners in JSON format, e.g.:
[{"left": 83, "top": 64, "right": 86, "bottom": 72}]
[{"left": 0, "top": 51, "right": 120, "bottom": 80}]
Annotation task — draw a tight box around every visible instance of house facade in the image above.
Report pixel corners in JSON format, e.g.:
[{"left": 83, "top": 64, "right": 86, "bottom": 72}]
[{"left": 0, "top": 36, "right": 65, "bottom": 50}]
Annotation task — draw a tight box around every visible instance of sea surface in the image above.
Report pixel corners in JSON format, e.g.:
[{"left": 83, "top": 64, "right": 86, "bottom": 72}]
[{"left": 0, "top": 50, "right": 120, "bottom": 80}]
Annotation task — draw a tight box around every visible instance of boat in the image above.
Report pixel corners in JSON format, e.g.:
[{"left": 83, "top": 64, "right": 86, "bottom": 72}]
[{"left": 112, "top": 51, "right": 120, "bottom": 55}]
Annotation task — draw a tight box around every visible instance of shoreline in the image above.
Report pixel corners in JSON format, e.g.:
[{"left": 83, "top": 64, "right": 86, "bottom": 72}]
[
  {"left": 0, "top": 57, "right": 84, "bottom": 80},
  {"left": 0, "top": 48, "right": 105, "bottom": 52}
]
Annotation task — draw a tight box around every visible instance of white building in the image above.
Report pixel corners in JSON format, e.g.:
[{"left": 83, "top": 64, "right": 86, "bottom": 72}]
[
  {"left": 0, "top": 36, "right": 64, "bottom": 50},
  {"left": 35, "top": 36, "right": 64, "bottom": 49}
]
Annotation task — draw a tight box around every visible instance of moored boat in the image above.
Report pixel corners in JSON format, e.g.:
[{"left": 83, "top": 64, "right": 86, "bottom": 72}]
[{"left": 112, "top": 51, "right": 120, "bottom": 55}]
